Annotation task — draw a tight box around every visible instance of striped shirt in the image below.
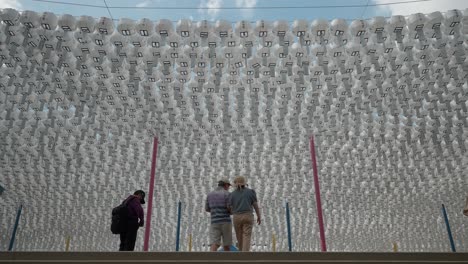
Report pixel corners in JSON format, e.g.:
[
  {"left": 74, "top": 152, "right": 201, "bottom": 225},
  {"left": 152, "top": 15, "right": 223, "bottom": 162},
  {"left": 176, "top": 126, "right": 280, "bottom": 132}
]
[{"left": 205, "top": 187, "right": 231, "bottom": 224}]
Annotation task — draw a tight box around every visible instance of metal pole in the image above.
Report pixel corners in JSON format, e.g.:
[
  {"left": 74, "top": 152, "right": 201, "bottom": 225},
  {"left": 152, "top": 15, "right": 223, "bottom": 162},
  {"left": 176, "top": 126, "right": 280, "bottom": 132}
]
[
  {"left": 188, "top": 234, "right": 192, "bottom": 252},
  {"left": 144, "top": 137, "right": 158, "bottom": 251},
  {"left": 176, "top": 201, "right": 182, "bottom": 251},
  {"left": 65, "top": 236, "right": 71, "bottom": 251},
  {"left": 272, "top": 234, "right": 276, "bottom": 252},
  {"left": 8, "top": 204, "right": 23, "bottom": 251},
  {"left": 286, "top": 202, "right": 292, "bottom": 252},
  {"left": 442, "top": 204, "right": 456, "bottom": 252},
  {"left": 310, "top": 135, "right": 327, "bottom": 252}
]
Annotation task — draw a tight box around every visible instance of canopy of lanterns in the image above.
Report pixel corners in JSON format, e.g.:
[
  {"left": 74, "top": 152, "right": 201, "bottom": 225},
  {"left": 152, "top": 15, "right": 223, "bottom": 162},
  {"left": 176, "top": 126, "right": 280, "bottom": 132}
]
[{"left": 0, "top": 8, "right": 467, "bottom": 251}]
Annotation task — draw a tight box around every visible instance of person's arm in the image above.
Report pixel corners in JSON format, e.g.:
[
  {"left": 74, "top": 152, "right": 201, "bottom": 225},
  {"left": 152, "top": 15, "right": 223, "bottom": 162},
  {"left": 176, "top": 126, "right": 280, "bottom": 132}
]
[
  {"left": 205, "top": 196, "right": 211, "bottom": 212},
  {"left": 253, "top": 202, "right": 261, "bottom": 225},
  {"left": 251, "top": 190, "right": 261, "bottom": 225},
  {"left": 137, "top": 203, "right": 144, "bottom": 227},
  {"left": 226, "top": 192, "right": 232, "bottom": 214}
]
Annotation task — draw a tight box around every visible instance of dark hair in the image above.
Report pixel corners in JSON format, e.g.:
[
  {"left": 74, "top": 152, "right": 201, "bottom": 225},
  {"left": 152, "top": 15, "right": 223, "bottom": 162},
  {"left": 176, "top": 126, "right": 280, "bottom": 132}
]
[
  {"left": 218, "top": 181, "right": 228, "bottom": 187},
  {"left": 134, "top": 190, "right": 145, "bottom": 197}
]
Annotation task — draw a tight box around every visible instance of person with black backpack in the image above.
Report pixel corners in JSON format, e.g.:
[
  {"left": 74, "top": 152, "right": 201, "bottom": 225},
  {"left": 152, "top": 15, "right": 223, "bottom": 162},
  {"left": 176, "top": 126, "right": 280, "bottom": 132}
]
[{"left": 112, "top": 190, "right": 146, "bottom": 251}]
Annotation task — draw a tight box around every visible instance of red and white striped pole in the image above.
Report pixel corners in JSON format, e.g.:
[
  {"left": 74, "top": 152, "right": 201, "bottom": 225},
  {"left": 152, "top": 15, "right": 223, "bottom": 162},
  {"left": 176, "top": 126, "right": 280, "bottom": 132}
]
[
  {"left": 144, "top": 137, "right": 158, "bottom": 251},
  {"left": 310, "top": 135, "right": 327, "bottom": 252}
]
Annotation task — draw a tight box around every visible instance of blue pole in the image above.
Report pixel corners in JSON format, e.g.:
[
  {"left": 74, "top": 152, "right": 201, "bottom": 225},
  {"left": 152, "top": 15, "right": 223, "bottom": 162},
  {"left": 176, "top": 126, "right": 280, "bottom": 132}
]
[
  {"left": 286, "top": 202, "right": 292, "bottom": 252},
  {"left": 8, "top": 204, "right": 23, "bottom": 251},
  {"left": 176, "top": 201, "right": 182, "bottom": 251},
  {"left": 442, "top": 204, "right": 456, "bottom": 252}
]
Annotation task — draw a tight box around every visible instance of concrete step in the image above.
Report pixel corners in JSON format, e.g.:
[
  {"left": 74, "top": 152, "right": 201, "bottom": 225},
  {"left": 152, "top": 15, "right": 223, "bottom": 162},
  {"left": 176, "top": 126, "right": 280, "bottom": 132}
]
[{"left": 0, "top": 252, "right": 467, "bottom": 264}]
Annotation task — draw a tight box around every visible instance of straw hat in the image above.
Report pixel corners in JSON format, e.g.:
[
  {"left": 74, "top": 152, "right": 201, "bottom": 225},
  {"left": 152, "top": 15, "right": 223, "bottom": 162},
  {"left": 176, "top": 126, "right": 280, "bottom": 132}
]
[{"left": 233, "top": 176, "right": 246, "bottom": 187}]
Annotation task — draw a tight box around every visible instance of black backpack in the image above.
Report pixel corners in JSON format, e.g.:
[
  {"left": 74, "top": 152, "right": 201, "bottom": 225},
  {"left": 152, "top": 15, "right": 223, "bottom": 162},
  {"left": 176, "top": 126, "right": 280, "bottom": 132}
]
[{"left": 111, "top": 197, "right": 134, "bottom": 234}]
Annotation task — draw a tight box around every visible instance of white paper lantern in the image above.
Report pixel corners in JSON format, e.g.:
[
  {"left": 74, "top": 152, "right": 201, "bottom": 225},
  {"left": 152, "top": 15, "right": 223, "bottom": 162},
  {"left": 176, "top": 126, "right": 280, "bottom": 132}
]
[
  {"left": 155, "top": 19, "right": 173, "bottom": 37},
  {"left": 76, "top": 15, "right": 95, "bottom": 33},
  {"left": 39, "top": 12, "right": 58, "bottom": 31},
  {"left": 96, "top": 17, "right": 114, "bottom": 35},
  {"left": 1, "top": 8, "right": 20, "bottom": 26},
  {"left": 20, "top": 10, "right": 40, "bottom": 29}
]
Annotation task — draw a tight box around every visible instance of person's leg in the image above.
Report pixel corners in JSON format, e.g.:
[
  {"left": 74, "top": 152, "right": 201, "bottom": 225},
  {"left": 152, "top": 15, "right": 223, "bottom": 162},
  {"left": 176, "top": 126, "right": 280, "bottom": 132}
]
[
  {"left": 125, "top": 226, "right": 138, "bottom": 251},
  {"left": 119, "top": 232, "right": 127, "bottom": 251},
  {"left": 211, "top": 244, "right": 220, "bottom": 251},
  {"left": 241, "top": 214, "right": 254, "bottom": 252},
  {"left": 221, "top": 222, "right": 232, "bottom": 251},
  {"left": 233, "top": 215, "right": 243, "bottom": 251},
  {"left": 210, "top": 224, "right": 222, "bottom": 251}
]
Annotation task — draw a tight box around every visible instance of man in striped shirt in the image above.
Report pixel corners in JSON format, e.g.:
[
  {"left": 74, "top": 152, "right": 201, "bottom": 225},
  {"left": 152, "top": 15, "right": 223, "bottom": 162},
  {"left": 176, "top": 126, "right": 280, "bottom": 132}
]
[{"left": 205, "top": 179, "right": 232, "bottom": 251}]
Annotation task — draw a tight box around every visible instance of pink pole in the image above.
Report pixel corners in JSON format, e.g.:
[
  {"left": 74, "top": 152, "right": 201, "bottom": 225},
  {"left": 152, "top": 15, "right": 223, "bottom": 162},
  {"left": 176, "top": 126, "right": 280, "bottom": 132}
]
[
  {"left": 144, "top": 137, "right": 158, "bottom": 251},
  {"left": 310, "top": 135, "right": 327, "bottom": 252}
]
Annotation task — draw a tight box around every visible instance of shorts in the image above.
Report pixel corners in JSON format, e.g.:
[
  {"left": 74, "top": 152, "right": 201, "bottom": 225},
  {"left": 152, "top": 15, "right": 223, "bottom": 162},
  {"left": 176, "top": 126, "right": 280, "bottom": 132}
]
[{"left": 210, "top": 222, "right": 233, "bottom": 246}]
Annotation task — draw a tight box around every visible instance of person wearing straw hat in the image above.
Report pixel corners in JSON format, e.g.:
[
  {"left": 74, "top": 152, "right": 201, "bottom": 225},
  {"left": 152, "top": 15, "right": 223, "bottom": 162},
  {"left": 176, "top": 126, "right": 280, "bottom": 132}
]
[
  {"left": 205, "top": 179, "right": 233, "bottom": 251},
  {"left": 229, "top": 176, "right": 261, "bottom": 252}
]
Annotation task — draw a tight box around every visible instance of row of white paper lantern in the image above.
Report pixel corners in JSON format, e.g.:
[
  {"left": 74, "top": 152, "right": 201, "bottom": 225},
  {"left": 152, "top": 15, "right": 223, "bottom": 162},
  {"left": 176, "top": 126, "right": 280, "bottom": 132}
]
[
  {"left": 1, "top": 27, "right": 464, "bottom": 59},
  {"left": 1, "top": 47, "right": 464, "bottom": 85},
  {"left": 2, "top": 76, "right": 465, "bottom": 107},
  {"left": 2, "top": 102, "right": 466, "bottom": 139},
  {"left": 1, "top": 73, "right": 465, "bottom": 109},
  {"left": 1, "top": 105, "right": 466, "bottom": 138},
  {"left": 1, "top": 38, "right": 463, "bottom": 68},
  {"left": 2, "top": 133, "right": 466, "bottom": 176},
  {"left": 0, "top": 9, "right": 467, "bottom": 44},
  {"left": 0, "top": 125, "right": 464, "bottom": 152},
  {"left": 0, "top": 146, "right": 460, "bottom": 174},
  {"left": 0, "top": 12, "right": 466, "bottom": 78}
]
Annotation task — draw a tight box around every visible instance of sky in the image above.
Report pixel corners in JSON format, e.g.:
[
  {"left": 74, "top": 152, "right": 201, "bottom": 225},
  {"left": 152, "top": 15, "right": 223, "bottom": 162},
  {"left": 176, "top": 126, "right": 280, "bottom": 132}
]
[{"left": 0, "top": 0, "right": 467, "bottom": 23}]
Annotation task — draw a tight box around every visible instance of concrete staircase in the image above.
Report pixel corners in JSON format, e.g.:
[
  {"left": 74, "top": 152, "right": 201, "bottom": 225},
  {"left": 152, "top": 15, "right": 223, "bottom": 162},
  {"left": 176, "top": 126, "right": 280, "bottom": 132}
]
[{"left": 0, "top": 252, "right": 467, "bottom": 263}]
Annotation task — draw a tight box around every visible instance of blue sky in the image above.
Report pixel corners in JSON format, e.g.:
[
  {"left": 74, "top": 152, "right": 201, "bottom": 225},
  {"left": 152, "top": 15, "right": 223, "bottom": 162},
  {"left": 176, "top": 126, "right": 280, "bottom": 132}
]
[{"left": 1, "top": 0, "right": 467, "bottom": 24}]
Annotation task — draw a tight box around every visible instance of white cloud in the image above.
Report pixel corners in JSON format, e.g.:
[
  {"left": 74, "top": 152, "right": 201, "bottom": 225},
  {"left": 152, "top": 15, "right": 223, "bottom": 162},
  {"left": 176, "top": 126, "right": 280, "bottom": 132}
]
[
  {"left": 198, "top": 0, "right": 223, "bottom": 20},
  {"left": 0, "top": 0, "right": 22, "bottom": 10},
  {"left": 371, "top": 0, "right": 467, "bottom": 16},
  {"left": 235, "top": 0, "right": 257, "bottom": 8},
  {"left": 235, "top": 0, "right": 257, "bottom": 18},
  {"left": 136, "top": 0, "right": 152, "bottom": 8}
]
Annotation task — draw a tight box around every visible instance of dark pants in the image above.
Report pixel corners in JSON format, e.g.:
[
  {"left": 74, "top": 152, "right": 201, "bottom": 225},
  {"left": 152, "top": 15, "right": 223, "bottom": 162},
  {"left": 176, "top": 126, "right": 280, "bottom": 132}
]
[{"left": 119, "top": 224, "right": 139, "bottom": 251}]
